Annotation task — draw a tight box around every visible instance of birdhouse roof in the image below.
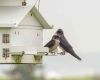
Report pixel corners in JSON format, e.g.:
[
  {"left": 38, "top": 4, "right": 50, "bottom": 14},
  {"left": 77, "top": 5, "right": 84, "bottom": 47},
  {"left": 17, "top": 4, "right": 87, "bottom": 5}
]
[{"left": 0, "top": 6, "right": 52, "bottom": 29}]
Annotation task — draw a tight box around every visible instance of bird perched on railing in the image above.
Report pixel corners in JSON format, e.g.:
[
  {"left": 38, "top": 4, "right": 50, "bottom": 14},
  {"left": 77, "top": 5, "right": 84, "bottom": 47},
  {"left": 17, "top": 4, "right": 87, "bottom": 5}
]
[
  {"left": 44, "top": 35, "right": 60, "bottom": 54},
  {"left": 56, "top": 29, "right": 82, "bottom": 61},
  {"left": 44, "top": 29, "right": 82, "bottom": 61}
]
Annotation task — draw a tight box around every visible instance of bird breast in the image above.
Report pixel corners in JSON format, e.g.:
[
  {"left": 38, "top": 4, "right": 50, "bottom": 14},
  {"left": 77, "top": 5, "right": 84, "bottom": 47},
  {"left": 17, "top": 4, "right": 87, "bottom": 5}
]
[
  {"left": 55, "top": 39, "right": 60, "bottom": 46},
  {"left": 52, "top": 39, "right": 60, "bottom": 49},
  {"left": 49, "top": 39, "right": 60, "bottom": 52}
]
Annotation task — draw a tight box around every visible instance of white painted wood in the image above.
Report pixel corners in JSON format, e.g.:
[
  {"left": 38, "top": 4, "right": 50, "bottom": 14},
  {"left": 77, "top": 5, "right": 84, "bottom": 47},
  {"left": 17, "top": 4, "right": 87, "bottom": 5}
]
[
  {"left": 0, "top": 25, "right": 44, "bottom": 64},
  {"left": 10, "top": 47, "right": 49, "bottom": 54},
  {"left": 0, "top": 6, "right": 52, "bottom": 29},
  {"left": 10, "top": 29, "right": 43, "bottom": 47},
  {"left": 0, "top": 27, "right": 48, "bottom": 63},
  {"left": 0, "top": 0, "right": 24, "bottom": 6},
  {"left": 37, "top": 47, "right": 49, "bottom": 53},
  {"left": 19, "top": 13, "right": 41, "bottom": 26},
  {"left": 21, "top": 55, "right": 35, "bottom": 63},
  {"left": 0, "top": 54, "right": 43, "bottom": 64},
  {"left": 0, "top": 3, "right": 52, "bottom": 63},
  {"left": 0, "top": 6, "right": 33, "bottom": 27},
  {"left": 0, "top": 0, "right": 37, "bottom": 6}
]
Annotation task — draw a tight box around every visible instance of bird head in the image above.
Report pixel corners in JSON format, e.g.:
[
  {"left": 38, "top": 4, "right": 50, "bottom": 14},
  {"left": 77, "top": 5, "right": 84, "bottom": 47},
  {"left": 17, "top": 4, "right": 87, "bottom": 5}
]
[
  {"left": 56, "top": 29, "right": 64, "bottom": 37},
  {"left": 52, "top": 35, "right": 59, "bottom": 40}
]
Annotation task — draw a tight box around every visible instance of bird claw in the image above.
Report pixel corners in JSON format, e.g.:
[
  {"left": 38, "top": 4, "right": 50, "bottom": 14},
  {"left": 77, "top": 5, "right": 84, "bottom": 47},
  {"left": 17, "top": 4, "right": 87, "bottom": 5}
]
[
  {"left": 44, "top": 52, "right": 66, "bottom": 56},
  {"left": 57, "top": 52, "right": 65, "bottom": 55}
]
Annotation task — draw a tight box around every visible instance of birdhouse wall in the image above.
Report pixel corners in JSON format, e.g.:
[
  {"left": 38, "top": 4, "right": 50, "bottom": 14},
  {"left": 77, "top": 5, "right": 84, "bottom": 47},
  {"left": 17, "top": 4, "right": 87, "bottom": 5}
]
[
  {"left": 0, "top": 27, "right": 43, "bottom": 54},
  {"left": 13, "top": 12, "right": 43, "bottom": 47},
  {"left": 0, "top": 11, "right": 44, "bottom": 54},
  {"left": 10, "top": 28, "right": 43, "bottom": 47}
]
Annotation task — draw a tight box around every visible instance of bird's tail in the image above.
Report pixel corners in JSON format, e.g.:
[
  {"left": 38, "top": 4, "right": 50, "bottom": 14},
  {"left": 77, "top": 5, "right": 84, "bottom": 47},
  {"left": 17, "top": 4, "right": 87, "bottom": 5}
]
[{"left": 68, "top": 49, "right": 82, "bottom": 61}]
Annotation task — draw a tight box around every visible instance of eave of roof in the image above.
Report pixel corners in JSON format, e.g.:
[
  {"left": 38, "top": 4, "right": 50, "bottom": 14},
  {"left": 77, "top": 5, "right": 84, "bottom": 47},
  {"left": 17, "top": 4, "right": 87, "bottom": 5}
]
[{"left": 31, "top": 6, "right": 53, "bottom": 29}]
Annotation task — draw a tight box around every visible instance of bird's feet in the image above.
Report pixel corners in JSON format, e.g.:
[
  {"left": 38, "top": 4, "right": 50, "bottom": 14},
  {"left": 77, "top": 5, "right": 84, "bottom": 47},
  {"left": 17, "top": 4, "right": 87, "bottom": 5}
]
[{"left": 57, "top": 51, "right": 65, "bottom": 55}]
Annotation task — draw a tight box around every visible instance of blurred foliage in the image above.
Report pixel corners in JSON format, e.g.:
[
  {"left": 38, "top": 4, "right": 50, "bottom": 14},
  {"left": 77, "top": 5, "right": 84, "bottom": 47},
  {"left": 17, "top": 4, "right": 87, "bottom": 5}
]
[
  {"left": 62, "top": 77, "right": 94, "bottom": 80},
  {"left": 3, "top": 64, "right": 100, "bottom": 80},
  {"left": 47, "top": 76, "right": 94, "bottom": 80},
  {"left": 6, "top": 64, "right": 45, "bottom": 80}
]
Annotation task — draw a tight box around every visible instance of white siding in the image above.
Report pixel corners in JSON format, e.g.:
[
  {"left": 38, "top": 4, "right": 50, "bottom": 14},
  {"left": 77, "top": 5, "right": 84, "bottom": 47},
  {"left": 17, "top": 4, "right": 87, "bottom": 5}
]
[
  {"left": 10, "top": 28, "right": 43, "bottom": 47},
  {"left": 19, "top": 12, "right": 41, "bottom": 26},
  {"left": 0, "top": 28, "right": 43, "bottom": 52},
  {"left": 0, "top": 28, "right": 48, "bottom": 63},
  {"left": 0, "top": 5, "right": 47, "bottom": 63}
]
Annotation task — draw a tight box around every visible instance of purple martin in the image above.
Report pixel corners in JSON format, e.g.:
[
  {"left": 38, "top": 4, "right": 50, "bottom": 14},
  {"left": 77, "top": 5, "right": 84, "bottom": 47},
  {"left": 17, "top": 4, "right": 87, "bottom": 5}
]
[
  {"left": 56, "top": 29, "right": 82, "bottom": 61},
  {"left": 44, "top": 35, "right": 60, "bottom": 53}
]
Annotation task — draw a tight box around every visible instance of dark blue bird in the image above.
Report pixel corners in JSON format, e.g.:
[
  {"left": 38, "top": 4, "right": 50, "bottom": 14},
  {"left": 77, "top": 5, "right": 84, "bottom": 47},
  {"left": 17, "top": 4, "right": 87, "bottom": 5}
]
[{"left": 56, "top": 29, "right": 82, "bottom": 61}]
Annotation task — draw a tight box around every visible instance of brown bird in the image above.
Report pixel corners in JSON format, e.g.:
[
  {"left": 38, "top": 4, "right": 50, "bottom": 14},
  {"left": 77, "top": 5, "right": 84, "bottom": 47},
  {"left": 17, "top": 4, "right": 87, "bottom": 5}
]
[{"left": 44, "top": 35, "right": 60, "bottom": 53}]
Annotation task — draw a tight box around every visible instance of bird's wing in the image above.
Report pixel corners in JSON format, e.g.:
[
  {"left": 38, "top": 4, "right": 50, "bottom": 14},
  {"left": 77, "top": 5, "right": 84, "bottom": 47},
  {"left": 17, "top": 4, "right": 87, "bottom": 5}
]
[
  {"left": 59, "top": 36, "right": 72, "bottom": 50},
  {"left": 44, "top": 40, "right": 55, "bottom": 48},
  {"left": 59, "top": 36, "right": 82, "bottom": 60}
]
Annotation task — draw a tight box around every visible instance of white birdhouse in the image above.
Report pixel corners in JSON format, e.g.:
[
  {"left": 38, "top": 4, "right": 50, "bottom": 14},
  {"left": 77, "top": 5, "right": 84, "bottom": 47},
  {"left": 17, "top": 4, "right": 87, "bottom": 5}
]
[{"left": 0, "top": 1, "right": 53, "bottom": 63}]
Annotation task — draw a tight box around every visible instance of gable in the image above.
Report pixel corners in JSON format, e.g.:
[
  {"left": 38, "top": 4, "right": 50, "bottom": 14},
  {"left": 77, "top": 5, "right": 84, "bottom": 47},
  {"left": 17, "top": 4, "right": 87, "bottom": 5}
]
[
  {"left": 31, "top": 7, "right": 52, "bottom": 29},
  {"left": 19, "top": 12, "right": 41, "bottom": 27},
  {"left": 0, "top": 6, "right": 52, "bottom": 29}
]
